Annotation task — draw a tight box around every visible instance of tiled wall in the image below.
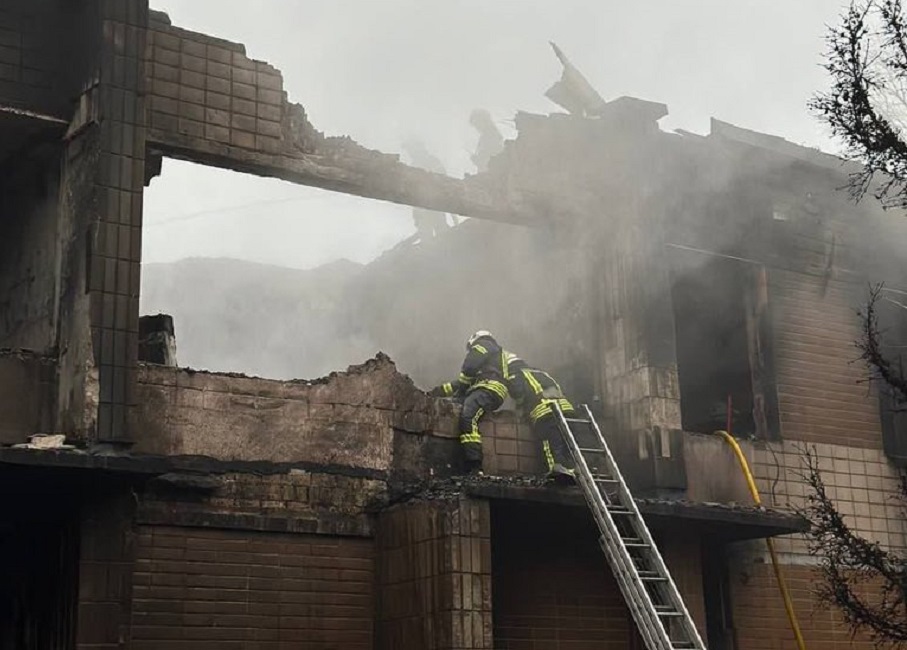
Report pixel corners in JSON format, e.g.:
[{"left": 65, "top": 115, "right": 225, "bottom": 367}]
[
  {"left": 90, "top": 0, "right": 148, "bottom": 441},
  {"left": 131, "top": 526, "right": 374, "bottom": 649},
  {"left": 145, "top": 14, "right": 286, "bottom": 157},
  {"left": 0, "top": 0, "right": 73, "bottom": 117},
  {"left": 749, "top": 439, "right": 907, "bottom": 554},
  {"left": 730, "top": 563, "right": 878, "bottom": 650},
  {"left": 377, "top": 498, "right": 493, "bottom": 650}
]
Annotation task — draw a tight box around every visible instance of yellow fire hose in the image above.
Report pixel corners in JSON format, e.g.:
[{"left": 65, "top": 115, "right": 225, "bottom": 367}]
[{"left": 713, "top": 430, "right": 807, "bottom": 650}]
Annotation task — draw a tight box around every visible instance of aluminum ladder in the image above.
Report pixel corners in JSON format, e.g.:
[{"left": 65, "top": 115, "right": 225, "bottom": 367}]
[{"left": 552, "top": 403, "right": 707, "bottom": 650}]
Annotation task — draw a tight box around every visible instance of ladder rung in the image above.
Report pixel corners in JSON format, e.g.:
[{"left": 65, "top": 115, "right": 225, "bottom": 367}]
[
  {"left": 622, "top": 538, "right": 650, "bottom": 548},
  {"left": 572, "top": 405, "right": 702, "bottom": 650},
  {"left": 639, "top": 571, "right": 668, "bottom": 582}
]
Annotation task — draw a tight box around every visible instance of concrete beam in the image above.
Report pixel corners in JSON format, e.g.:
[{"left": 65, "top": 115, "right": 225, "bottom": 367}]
[{"left": 144, "top": 13, "right": 569, "bottom": 227}]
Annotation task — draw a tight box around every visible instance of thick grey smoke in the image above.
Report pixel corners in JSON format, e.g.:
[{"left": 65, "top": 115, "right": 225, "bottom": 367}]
[{"left": 142, "top": 0, "right": 907, "bottom": 409}]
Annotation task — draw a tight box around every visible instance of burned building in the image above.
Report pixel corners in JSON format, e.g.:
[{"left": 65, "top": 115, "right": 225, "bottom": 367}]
[{"left": 1, "top": 2, "right": 906, "bottom": 650}]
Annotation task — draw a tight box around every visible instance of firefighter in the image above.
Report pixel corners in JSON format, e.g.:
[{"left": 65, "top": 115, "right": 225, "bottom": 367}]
[
  {"left": 430, "top": 330, "right": 509, "bottom": 473},
  {"left": 504, "top": 352, "right": 576, "bottom": 481}
]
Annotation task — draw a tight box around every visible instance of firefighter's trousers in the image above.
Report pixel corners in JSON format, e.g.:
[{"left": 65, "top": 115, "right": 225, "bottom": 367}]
[
  {"left": 458, "top": 387, "right": 504, "bottom": 469},
  {"left": 534, "top": 414, "right": 574, "bottom": 472}
]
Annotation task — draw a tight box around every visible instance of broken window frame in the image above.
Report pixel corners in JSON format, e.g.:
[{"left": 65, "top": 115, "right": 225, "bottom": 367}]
[{"left": 668, "top": 249, "right": 781, "bottom": 441}]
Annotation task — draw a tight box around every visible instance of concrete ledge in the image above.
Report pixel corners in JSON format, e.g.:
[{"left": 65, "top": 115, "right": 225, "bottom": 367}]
[
  {"left": 457, "top": 479, "right": 808, "bottom": 541},
  {"left": 0, "top": 447, "right": 388, "bottom": 481}
]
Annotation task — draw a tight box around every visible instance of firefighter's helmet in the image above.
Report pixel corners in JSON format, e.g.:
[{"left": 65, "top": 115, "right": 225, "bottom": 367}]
[{"left": 467, "top": 330, "right": 493, "bottom": 349}]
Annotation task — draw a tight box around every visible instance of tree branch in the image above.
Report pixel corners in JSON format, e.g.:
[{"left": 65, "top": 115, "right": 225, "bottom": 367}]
[
  {"left": 857, "top": 283, "right": 907, "bottom": 402},
  {"left": 800, "top": 447, "right": 907, "bottom": 644},
  {"left": 810, "top": 0, "right": 907, "bottom": 208}
]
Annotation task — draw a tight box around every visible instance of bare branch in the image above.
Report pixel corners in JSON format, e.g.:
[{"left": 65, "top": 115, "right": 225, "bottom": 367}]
[
  {"left": 810, "top": 0, "right": 907, "bottom": 208},
  {"left": 857, "top": 284, "right": 907, "bottom": 402},
  {"left": 799, "top": 448, "right": 907, "bottom": 644}
]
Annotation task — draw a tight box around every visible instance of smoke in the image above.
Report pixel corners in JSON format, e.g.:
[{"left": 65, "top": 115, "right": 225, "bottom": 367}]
[
  {"left": 139, "top": 213, "right": 588, "bottom": 395},
  {"left": 138, "top": 0, "right": 907, "bottom": 426}
]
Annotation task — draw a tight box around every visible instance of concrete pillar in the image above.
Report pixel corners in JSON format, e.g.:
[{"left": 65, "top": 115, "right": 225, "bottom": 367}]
[
  {"left": 376, "top": 497, "right": 493, "bottom": 650},
  {"left": 596, "top": 205, "right": 687, "bottom": 496},
  {"left": 57, "top": 0, "right": 149, "bottom": 443}
]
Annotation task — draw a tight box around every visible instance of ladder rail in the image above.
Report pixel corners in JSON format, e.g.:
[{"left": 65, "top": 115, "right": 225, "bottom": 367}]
[
  {"left": 552, "top": 402, "right": 708, "bottom": 650},
  {"left": 580, "top": 404, "right": 706, "bottom": 650},
  {"left": 553, "top": 404, "right": 675, "bottom": 650},
  {"left": 571, "top": 445, "right": 669, "bottom": 650},
  {"left": 599, "top": 535, "right": 668, "bottom": 650}
]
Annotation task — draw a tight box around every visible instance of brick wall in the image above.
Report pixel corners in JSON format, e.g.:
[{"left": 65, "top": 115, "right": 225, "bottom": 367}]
[
  {"left": 131, "top": 525, "right": 374, "bottom": 649},
  {"left": 377, "top": 498, "right": 492, "bottom": 650},
  {"left": 771, "top": 269, "right": 882, "bottom": 449},
  {"left": 491, "top": 502, "right": 709, "bottom": 650},
  {"left": 732, "top": 436, "right": 906, "bottom": 649},
  {"left": 658, "top": 532, "right": 706, "bottom": 633},
  {"left": 140, "top": 470, "right": 383, "bottom": 538},
  {"left": 481, "top": 411, "right": 544, "bottom": 477},
  {"left": 131, "top": 355, "right": 456, "bottom": 469},
  {"left": 729, "top": 563, "right": 877, "bottom": 650},
  {"left": 77, "top": 491, "right": 137, "bottom": 649},
  {"left": 481, "top": 408, "right": 693, "bottom": 497},
  {"left": 750, "top": 439, "right": 907, "bottom": 553},
  {"left": 492, "top": 501, "right": 634, "bottom": 650}
]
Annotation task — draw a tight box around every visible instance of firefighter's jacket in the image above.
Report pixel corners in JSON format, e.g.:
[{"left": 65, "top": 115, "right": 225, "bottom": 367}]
[
  {"left": 504, "top": 353, "right": 573, "bottom": 423},
  {"left": 439, "top": 336, "right": 509, "bottom": 401}
]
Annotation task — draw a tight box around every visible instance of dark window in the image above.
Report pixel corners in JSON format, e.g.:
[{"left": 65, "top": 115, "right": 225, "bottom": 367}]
[
  {"left": 702, "top": 541, "right": 736, "bottom": 650},
  {"left": 669, "top": 250, "right": 779, "bottom": 439},
  {"left": 877, "top": 290, "right": 907, "bottom": 464}
]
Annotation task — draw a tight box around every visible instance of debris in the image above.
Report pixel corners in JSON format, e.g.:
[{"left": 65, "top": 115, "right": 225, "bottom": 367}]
[
  {"left": 11, "top": 434, "right": 75, "bottom": 450},
  {"left": 545, "top": 41, "right": 607, "bottom": 117},
  {"left": 148, "top": 472, "right": 222, "bottom": 492},
  {"left": 139, "top": 313, "right": 178, "bottom": 366},
  {"left": 469, "top": 108, "right": 505, "bottom": 172},
  {"left": 382, "top": 472, "right": 554, "bottom": 508}
]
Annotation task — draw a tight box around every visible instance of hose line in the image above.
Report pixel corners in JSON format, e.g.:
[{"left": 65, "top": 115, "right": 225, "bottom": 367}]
[{"left": 712, "top": 430, "right": 807, "bottom": 650}]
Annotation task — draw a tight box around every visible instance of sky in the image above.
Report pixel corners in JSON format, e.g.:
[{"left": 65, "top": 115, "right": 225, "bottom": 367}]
[{"left": 143, "top": 0, "right": 850, "bottom": 271}]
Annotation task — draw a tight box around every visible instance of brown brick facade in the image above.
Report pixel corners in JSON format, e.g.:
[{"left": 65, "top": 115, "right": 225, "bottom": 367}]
[
  {"left": 730, "top": 563, "right": 875, "bottom": 650},
  {"left": 771, "top": 269, "right": 882, "bottom": 449},
  {"left": 131, "top": 525, "right": 374, "bottom": 649},
  {"left": 78, "top": 491, "right": 138, "bottom": 649},
  {"left": 492, "top": 501, "right": 638, "bottom": 650}
]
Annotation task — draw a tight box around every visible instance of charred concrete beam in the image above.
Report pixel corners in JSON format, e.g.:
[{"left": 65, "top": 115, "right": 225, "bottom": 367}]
[
  {"left": 0, "top": 446, "right": 388, "bottom": 481},
  {"left": 144, "top": 12, "right": 569, "bottom": 227},
  {"left": 387, "top": 474, "right": 807, "bottom": 541}
]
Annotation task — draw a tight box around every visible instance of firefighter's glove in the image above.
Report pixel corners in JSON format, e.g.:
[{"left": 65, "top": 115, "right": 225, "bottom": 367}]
[{"left": 428, "top": 385, "right": 447, "bottom": 398}]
